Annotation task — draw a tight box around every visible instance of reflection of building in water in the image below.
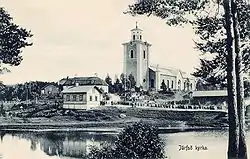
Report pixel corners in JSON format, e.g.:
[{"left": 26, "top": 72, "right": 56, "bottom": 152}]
[
  {"left": 0, "top": 131, "right": 5, "bottom": 143},
  {"left": 62, "top": 137, "right": 101, "bottom": 158},
  {"left": 39, "top": 132, "right": 114, "bottom": 158}
]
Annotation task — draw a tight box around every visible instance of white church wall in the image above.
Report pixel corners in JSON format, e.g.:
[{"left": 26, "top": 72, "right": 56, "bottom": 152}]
[
  {"left": 124, "top": 43, "right": 138, "bottom": 80},
  {"left": 159, "top": 74, "right": 177, "bottom": 90}
]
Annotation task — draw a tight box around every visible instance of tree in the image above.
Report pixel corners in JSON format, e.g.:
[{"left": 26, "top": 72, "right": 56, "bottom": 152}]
[
  {"left": 105, "top": 74, "right": 114, "bottom": 93},
  {"left": 114, "top": 78, "right": 123, "bottom": 93},
  {"left": 125, "top": 0, "right": 248, "bottom": 158},
  {"left": 128, "top": 74, "right": 136, "bottom": 89},
  {"left": 120, "top": 73, "right": 126, "bottom": 90},
  {"left": 87, "top": 122, "right": 165, "bottom": 159},
  {"left": 0, "top": 8, "right": 33, "bottom": 73},
  {"left": 160, "top": 80, "right": 167, "bottom": 92}
]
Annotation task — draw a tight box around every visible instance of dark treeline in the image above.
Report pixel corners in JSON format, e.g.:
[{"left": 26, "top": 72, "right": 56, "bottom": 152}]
[
  {"left": 0, "top": 81, "right": 59, "bottom": 101},
  {"left": 105, "top": 73, "right": 139, "bottom": 94}
]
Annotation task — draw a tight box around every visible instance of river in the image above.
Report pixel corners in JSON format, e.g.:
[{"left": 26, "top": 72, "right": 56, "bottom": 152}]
[{"left": 0, "top": 129, "right": 249, "bottom": 159}]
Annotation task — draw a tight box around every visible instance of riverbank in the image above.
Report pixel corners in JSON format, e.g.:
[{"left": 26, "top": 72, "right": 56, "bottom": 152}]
[
  {"left": 0, "top": 106, "right": 232, "bottom": 131},
  {"left": 0, "top": 116, "right": 227, "bottom": 134}
]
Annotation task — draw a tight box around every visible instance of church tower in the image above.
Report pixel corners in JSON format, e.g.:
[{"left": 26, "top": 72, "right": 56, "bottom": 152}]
[{"left": 122, "top": 22, "right": 151, "bottom": 90}]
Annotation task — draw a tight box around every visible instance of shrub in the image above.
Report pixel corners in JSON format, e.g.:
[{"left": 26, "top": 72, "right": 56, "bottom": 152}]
[{"left": 86, "top": 122, "right": 165, "bottom": 159}]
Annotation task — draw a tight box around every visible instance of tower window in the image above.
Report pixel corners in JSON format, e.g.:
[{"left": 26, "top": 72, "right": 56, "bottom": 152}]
[
  {"left": 133, "top": 35, "right": 135, "bottom": 41},
  {"left": 140, "top": 35, "right": 142, "bottom": 40},
  {"left": 130, "top": 50, "right": 134, "bottom": 58},
  {"left": 143, "top": 50, "right": 146, "bottom": 59}
]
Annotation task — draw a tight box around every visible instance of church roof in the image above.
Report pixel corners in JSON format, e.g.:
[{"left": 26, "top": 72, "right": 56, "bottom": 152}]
[
  {"left": 149, "top": 65, "right": 193, "bottom": 79},
  {"left": 59, "top": 77, "right": 108, "bottom": 86}
]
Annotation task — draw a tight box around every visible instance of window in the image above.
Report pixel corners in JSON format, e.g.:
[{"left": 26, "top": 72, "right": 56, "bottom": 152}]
[
  {"left": 66, "top": 95, "right": 70, "bottom": 101},
  {"left": 130, "top": 50, "right": 134, "bottom": 58},
  {"left": 73, "top": 95, "right": 77, "bottom": 101},
  {"left": 83, "top": 94, "right": 87, "bottom": 102},
  {"left": 140, "top": 35, "right": 142, "bottom": 40},
  {"left": 178, "top": 80, "right": 181, "bottom": 90},
  {"left": 167, "top": 80, "right": 169, "bottom": 88},
  {"left": 171, "top": 81, "right": 174, "bottom": 89},
  {"left": 95, "top": 96, "right": 98, "bottom": 101},
  {"left": 143, "top": 79, "right": 146, "bottom": 82},
  {"left": 133, "top": 35, "right": 135, "bottom": 40},
  {"left": 190, "top": 83, "right": 193, "bottom": 90},
  {"left": 90, "top": 96, "right": 92, "bottom": 101},
  {"left": 143, "top": 50, "right": 146, "bottom": 59},
  {"left": 151, "top": 79, "right": 155, "bottom": 88},
  {"left": 79, "top": 94, "right": 83, "bottom": 101}
]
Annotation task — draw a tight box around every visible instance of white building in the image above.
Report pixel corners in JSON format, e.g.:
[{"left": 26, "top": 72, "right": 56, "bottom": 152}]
[
  {"left": 62, "top": 86, "right": 103, "bottom": 110},
  {"left": 122, "top": 23, "right": 196, "bottom": 91}
]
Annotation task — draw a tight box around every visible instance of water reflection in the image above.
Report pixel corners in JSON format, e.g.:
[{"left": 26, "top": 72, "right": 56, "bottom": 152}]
[
  {"left": 0, "top": 131, "right": 116, "bottom": 159},
  {"left": 0, "top": 130, "right": 249, "bottom": 159}
]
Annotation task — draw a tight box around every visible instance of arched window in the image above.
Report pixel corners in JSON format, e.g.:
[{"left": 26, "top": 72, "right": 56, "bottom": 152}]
[
  {"left": 178, "top": 80, "right": 181, "bottom": 90},
  {"left": 171, "top": 81, "right": 174, "bottom": 89},
  {"left": 167, "top": 80, "right": 169, "bottom": 88},
  {"left": 151, "top": 79, "right": 154, "bottom": 88},
  {"left": 133, "top": 35, "right": 136, "bottom": 41},
  {"left": 143, "top": 50, "right": 146, "bottom": 59},
  {"left": 187, "top": 82, "right": 190, "bottom": 91},
  {"left": 130, "top": 50, "right": 134, "bottom": 58}
]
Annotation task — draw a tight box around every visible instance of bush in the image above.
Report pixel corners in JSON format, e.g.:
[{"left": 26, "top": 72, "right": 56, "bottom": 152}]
[{"left": 86, "top": 122, "right": 165, "bottom": 159}]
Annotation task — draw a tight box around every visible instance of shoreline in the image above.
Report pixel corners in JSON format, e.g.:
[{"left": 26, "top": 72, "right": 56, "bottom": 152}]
[{"left": 0, "top": 116, "right": 229, "bottom": 134}]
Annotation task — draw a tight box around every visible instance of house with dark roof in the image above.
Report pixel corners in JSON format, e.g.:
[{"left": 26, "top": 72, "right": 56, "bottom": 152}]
[
  {"left": 62, "top": 86, "right": 103, "bottom": 109},
  {"left": 59, "top": 76, "right": 109, "bottom": 93},
  {"left": 41, "top": 84, "right": 60, "bottom": 96}
]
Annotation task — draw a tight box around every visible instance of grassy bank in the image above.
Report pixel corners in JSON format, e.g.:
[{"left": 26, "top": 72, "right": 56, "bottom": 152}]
[{"left": 0, "top": 105, "right": 230, "bottom": 130}]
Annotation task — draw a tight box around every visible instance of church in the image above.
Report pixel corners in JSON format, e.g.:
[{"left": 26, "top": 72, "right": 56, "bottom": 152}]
[{"left": 122, "top": 23, "right": 196, "bottom": 91}]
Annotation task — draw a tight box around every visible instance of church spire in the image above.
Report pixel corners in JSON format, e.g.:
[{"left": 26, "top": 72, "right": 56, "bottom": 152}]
[{"left": 131, "top": 22, "right": 143, "bottom": 41}]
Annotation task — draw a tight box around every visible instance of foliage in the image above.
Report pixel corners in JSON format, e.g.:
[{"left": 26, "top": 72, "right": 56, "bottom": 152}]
[
  {"left": 0, "top": 7, "right": 33, "bottom": 73},
  {"left": 128, "top": 74, "right": 136, "bottom": 89},
  {"left": 105, "top": 74, "right": 115, "bottom": 93},
  {"left": 125, "top": 0, "right": 250, "bottom": 86},
  {"left": 86, "top": 122, "right": 165, "bottom": 159},
  {"left": 114, "top": 78, "right": 123, "bottom": 93},
  {"left": 160, "top": 79, "right": 167, "bottom": 92},
  {"left": 0, "top": 81, "right": 59, "bottom": 101},
  {"left": 104, "top": 73, "right": 140, "bottom": 94}
]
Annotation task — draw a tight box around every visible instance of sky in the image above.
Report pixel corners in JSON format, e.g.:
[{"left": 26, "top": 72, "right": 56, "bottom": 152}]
[{"left": 0, "top": 0, "right": 200, "bottom": 85}]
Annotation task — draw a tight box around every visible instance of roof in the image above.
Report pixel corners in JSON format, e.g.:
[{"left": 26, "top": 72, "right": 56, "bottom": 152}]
[
  {"left": 122, "top": 41, "right": 152, "bottom": 46},
  {"left": 59, "top": 77, "right": 108, "bottom": 86},
  {"left": 41, "top": 84, "right": 58, "bottom": 90},
  {"left": 192, "top": 90, "right": 228, "bottom": 97},
  {"left": 62, "top": 86, "right": 103, "bottom": 94},
  {"left": 149, "top": 65, "right": 193, "bottom": 79}
]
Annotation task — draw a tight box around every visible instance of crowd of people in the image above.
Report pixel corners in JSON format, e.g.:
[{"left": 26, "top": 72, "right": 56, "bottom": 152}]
[{"left": 127, "top": 101, "right": 224, "bottom": 110}]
